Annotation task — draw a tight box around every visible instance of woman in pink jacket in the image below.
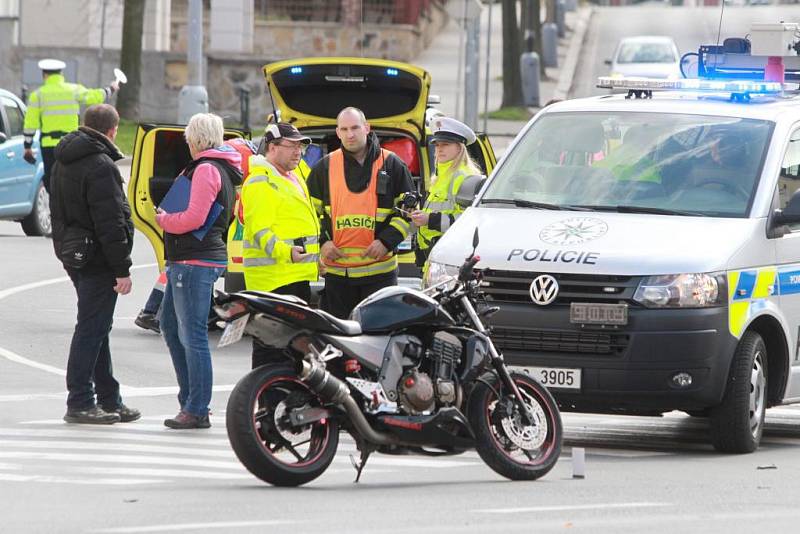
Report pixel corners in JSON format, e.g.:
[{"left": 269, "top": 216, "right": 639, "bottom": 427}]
[{"left": 155, "top": 113, "right": 241, "bottom": 429}]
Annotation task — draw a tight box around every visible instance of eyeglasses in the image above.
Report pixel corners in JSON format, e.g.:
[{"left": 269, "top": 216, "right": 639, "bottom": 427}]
[{"left": 274, "top": 142, "right": 307, "bottom": 155}]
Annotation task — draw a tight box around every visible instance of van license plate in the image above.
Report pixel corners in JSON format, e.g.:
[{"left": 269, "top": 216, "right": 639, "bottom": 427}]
[
  {"left": 570, "top": 303, "right": 628, "bottom": 325},
  {"left": 525, "top": 367, "right": 581, "bottom": 390}
]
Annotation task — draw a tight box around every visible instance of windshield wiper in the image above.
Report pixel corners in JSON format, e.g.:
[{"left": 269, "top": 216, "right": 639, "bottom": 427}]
[
  {"left": 481, "top": 198, "right": 591, "bottom": 211},
  {"left": 582, "top": 205, "right": 706, "bottom": 217}
]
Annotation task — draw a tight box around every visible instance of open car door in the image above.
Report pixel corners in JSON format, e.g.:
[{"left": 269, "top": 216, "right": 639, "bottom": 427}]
[{"left": 127, "top": 124, "right": 248, "bottom": 271}]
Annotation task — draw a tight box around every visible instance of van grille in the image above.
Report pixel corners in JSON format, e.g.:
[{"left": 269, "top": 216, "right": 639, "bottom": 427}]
[
  {"left": 492, "top": 327, "right": 629, "bottom": 356},
  {"left": 480, "top": 269, "right": 642, "bottom": 305}
]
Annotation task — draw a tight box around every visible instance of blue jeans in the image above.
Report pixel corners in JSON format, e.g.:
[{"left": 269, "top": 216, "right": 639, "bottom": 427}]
[
  {"left": 66, "top": 269, "right": 122, "bottom": 410},
  {"left": 160, "top": 263, "right": 224, "bottom": 416}
]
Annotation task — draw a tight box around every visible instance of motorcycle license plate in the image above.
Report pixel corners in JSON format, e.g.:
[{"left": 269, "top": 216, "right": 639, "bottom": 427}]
[
  {"left": 218, "top": 315, "right": 249, "bottom": 348},
  {"left": 570, "top": 303, "right": 628, "bottom": 326},
  {"left": 524, "top": 366, "right": 581, "bottom": 390}
]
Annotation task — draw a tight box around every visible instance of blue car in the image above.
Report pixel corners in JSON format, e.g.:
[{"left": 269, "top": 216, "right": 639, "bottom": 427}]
[{"left": 0, "top": 88, "right": 50, "bottom": 236}]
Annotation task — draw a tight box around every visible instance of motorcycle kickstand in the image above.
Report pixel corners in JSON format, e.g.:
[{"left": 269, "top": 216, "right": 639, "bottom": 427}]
[{"left": 349, "top": 444, "right": 374, "bottom": 483}]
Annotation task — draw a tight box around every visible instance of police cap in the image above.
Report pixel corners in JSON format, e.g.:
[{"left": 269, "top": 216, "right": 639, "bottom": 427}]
[
  {"left": 429, "top": 117, "right": 477, "bottom": 146},
  {"left": 38, "top": 59, "right": 66, "bottom": 71}
]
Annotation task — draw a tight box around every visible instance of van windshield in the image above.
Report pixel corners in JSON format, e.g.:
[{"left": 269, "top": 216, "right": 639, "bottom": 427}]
[{"left": 481, "top": 112, "right": 773, "bottom": 217}]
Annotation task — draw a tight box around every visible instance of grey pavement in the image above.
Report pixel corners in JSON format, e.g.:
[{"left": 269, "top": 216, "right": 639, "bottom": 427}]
[{"left": 415, "top": 3, "right": 593, "bottom": 156}]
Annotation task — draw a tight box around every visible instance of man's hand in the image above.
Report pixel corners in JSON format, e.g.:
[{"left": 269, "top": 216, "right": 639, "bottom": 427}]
[
  {"left": 365, "top": 239, "right": 388, "bottom": 259},
  {"left": 410, "top": 210, "right": 429, "bottom": 227},
  {"left": 110, "top": 80, "right": 120, "bottom": 93},
  {"left": 320, "top": 241, "right": 344, "bottom": 262},
  {"left": 114, "top": 277, "right": 132, "bottom": 295},
  {"left": 290, "top": 245, "right": 312, "bottom": 263},
  {"left": 23, "top": 148, "right": 36, "bottom": 165}
]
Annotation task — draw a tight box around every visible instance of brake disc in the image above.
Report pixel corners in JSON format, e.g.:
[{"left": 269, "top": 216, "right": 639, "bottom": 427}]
[{"left": 499, "top": 390, "right": 548, "bottom": 450}]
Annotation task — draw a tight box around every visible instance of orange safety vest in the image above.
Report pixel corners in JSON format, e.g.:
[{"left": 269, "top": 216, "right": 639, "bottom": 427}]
[{"left": 326, "top": 148, "right": 393, "bottom": 270}]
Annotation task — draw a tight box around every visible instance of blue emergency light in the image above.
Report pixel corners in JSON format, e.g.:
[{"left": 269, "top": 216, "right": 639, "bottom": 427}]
[
  {"left": 386, "top": 68, "right": 399, "bottom": 76},
  {"left": 290, "top": 66, "right": 303, "bottom": 75},
  {"left": 597, "top": 76, "right": 783, "bottom": 101}
]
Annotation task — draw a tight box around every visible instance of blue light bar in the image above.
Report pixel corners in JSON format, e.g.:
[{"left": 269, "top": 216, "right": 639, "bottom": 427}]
[
  {"left": 597, "top": 76, "right": 783, "bottom": 95},
  {"left": 290, "top": 66, "right": 303, "bottom": 75},
  {"left": 386, "top": 68, "right": 399, "bottom": 76}
]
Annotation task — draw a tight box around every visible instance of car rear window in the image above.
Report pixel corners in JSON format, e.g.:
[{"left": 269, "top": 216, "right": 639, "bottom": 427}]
[{"left": 271, "top": 64, "right": 422, "bottom": 119}]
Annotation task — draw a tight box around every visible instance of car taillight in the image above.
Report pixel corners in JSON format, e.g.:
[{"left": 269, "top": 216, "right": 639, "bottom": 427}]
[{"left": 214, "top": 300, "right": 249, "bottom": 320}]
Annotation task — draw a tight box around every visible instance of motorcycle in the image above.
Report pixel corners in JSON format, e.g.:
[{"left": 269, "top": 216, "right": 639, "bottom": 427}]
[{"left": 215, "top": 228, "right": 563, "bottom": 486}]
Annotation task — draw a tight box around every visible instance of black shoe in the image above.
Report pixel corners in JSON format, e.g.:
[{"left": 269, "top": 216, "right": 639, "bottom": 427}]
[
  {"left": 135, "top": 311, "right": 160, "bottom": 334},
  {"left": 164, "top": 410, "right": 211, "bottom": 429},
  {"left": 102, "top": 404, "right": 141, "bottom": 423},
  {"left": 63, "top": 406, "right": 120, "bottom": 425}
]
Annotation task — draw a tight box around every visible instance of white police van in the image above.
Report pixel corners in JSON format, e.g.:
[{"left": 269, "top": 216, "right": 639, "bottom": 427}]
[{"left": 424, "top": 71, "right": 800, "bottom": 453}]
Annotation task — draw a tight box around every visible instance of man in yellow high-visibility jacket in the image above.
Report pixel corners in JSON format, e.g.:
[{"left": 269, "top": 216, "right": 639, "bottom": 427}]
[
  {"left": 241, "top": 123, "right": 320, "bottom": 368},
  {"left": 23, "top": 59, "right": 119, "bottom": 193}
]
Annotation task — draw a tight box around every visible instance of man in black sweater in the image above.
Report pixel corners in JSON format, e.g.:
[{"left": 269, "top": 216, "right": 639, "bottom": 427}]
[
  {"left": 307, "top": 107, "right": 414, "bottom": 318},
  {"left": 50, "top": 103, "right": 140, "bottom": 425}
]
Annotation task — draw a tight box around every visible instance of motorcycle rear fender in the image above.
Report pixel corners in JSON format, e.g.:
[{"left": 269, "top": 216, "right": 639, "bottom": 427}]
[{"left": 246, "top": 313, "right": 303, "bottom": 349}]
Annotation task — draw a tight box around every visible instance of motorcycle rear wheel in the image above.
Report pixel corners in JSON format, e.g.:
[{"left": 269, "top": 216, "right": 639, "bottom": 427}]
[
  {"left": 468, "top": 372, "right": 562, "bottom": 481},
  {"left": 226, "top": 364, "right": 339, "bottom": 487}
]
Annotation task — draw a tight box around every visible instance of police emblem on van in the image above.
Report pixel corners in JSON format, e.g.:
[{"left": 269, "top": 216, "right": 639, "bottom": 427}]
[
  {"left": 529, "top": 275, "right": 559, "bottom": 305},
  {"left": 539, "top": 217, "right": 608, "bottom": 246}
]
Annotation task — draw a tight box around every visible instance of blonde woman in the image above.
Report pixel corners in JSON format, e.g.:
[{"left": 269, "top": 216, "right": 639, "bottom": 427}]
[
  {"left": 155, "top": 113, "right": 242, "bottom": 429},
  {"left": 411, "top": 117, "right": 481, "bottom": 265}
]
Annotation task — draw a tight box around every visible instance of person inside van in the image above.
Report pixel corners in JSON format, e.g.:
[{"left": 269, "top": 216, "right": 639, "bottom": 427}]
[{"left": 410, "top": 117, "right": 481, "bottom": 266}]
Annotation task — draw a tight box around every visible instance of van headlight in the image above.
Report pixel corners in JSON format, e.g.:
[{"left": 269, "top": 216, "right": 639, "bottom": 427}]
[
  {"left": 633, "top": 273, "right": 726, "bottom": 308},
  {"left": 423, "top": 261, "right": 459, "bottom": 289}
]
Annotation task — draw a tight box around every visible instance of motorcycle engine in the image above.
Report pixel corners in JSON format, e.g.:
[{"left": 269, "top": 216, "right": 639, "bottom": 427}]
[{"left": 398, "top": 369, "right": 435, "bottom": 414}]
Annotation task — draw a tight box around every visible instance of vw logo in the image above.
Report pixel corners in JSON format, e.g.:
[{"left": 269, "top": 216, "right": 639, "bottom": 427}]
[{"left": 529, "top": 275, "right": 559, "bottom": 306}]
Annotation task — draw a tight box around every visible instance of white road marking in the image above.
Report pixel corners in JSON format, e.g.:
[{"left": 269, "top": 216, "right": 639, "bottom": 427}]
[
  {"left": 0, "top": 451, "right": 244, "bottom": 470},
  {"left": 0, "top": 346, "right": 67, "bottom": 376},
  {"left": 0, "top": 427, "right": 230, "bottom": 446},
  {"left": 74, "top": 467, "right": 252, "bottom": 480},
  {"left": 0, "top": 439, "right": 237, "bottom": 458},
  {"left": 474, "top": 502, "right": 671, "bottom": 514},
  {"left": 89, "top": 520, "right": 299, "bottom": 533},
  {"left": 0, "top": 473, "right": 163, "bottom": 485}
]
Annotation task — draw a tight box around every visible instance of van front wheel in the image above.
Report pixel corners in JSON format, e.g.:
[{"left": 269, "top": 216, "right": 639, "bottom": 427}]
[{"left": 710, "top": 331, "right": 767, "bottom": 453}]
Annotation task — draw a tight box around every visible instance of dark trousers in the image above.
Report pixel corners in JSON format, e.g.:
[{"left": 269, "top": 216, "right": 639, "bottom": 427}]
[
  {"left": 252, "top": 281, "right": 312, "bottom": 369},
  {"left": 41, "top": 146, "right": 56, "bottom": 194},
  {"left": 66, "top": 269, "right": 122, "bottom": 410},
  {"left": 323, "top": 271, "right": 398, "bottom": 319}
]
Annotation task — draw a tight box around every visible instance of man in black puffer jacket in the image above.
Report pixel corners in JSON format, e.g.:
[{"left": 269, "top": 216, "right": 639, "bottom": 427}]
[{"left": 50, "top": 103, "right": 140, "bottom": 425}]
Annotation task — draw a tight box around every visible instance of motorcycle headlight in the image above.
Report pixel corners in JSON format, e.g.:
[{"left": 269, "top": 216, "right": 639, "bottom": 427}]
[
  {"left": 423, "top": 261, "right": 459, "bottom": 289},
  {"left": 633, "top": 273, "right": 726, "bottom": 308}
]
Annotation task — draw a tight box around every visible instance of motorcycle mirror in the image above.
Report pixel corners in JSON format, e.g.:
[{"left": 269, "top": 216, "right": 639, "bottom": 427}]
[{"left": 113, "top": 68, "right": 128, "bottom": 84}]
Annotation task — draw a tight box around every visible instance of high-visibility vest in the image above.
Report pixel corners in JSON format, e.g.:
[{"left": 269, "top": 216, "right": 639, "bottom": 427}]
[
  {"left": 417, "top": 160, "right": 470, "bottom": 251},
  {"left": 325, "top": 148, "right": 397, "bottom": 278},
  {"left": 241, "top": 156, "right": 320, "bottom": 292},
  {"left": 23, "top": 74, "right": 107, "bottom": 148}
]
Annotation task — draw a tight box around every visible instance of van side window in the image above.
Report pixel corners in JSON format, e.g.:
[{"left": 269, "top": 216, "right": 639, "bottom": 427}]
[{"left": 779, "top": 128, "right": 800, "bottom": 232}]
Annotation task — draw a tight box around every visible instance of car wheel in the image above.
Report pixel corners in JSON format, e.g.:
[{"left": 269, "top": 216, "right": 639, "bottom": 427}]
[
  {"left": 21, "top": 182, "right": 51, "bottom": 237},
  {"left": 709, "top": 331, "right": 767, "bottom": 453}
]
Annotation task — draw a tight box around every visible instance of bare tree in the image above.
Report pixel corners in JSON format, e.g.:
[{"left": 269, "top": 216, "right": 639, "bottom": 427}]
[
  {"left": 501, "top": 0, "right": 524, "bottom": 108},
  {"left": 116, "top": 0, "right": 145, "bottom": 120}
]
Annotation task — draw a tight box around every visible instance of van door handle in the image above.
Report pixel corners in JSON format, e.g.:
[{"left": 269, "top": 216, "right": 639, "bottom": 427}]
[{"left": 5, "top": 151, "right": 14, "bottom": 159}]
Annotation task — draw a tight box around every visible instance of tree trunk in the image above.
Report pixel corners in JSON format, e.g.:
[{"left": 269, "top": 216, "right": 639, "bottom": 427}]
[
  {"left": 523, "top": 0, "right": 545, "bottom": 76},
  {"left": 116, "top": 0, "right": 146, "bottom": 121},
  {"left": 501, "top": 0, "right": 524, "bottom": 108}
]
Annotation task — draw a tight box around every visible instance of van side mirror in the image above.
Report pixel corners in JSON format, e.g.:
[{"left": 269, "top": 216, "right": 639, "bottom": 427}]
[
  {"left": 773, "top": 190, "right": 800, "bottom": 226},
  {"left": 455, "top": 174, "right": 486, "bottom": 208},
  {"left": 0, "top": 132, "right": 7, "bottom": 144}
]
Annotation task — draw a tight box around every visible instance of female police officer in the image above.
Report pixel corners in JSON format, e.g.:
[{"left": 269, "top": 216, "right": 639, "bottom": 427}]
[{"left": 410, "top": 117, "right": 482, "bottom": 266}]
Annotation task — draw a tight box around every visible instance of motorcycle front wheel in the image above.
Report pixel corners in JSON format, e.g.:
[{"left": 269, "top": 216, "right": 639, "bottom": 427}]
[
  {"left": 226, "top": 364, "right": 339, "bottom": 487},
  {"left": 468, "top": 371, "right": 562, "bottom": 481}
]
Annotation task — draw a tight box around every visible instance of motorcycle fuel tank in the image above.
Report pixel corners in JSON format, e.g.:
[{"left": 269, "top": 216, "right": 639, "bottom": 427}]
[{"left": 351, "top": 286, "right": 455, "bottom": 333}]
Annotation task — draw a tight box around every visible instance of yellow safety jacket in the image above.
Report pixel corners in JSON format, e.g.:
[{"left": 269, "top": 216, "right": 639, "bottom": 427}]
[
  {"left": 23, "top": 74, "right": 108, "bottom": 148},
  {"left": 241, "top": 155, "right": 320, "bottom": 292},
  {"left": 417, "top": 160, "right": 470, "bottom": 251}
]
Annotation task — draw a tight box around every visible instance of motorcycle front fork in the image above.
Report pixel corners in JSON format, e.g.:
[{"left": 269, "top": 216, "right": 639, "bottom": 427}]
[{"left": 460, "top": 295, "right": 537, "bottom": 426}]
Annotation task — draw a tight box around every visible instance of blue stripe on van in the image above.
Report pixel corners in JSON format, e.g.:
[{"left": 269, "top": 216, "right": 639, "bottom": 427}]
[
  {"left": 779, "top": 269, "right": 800, "bottom": 295},
  {"left": 733, "top": 270, "right": 757, "bottom": 300}
]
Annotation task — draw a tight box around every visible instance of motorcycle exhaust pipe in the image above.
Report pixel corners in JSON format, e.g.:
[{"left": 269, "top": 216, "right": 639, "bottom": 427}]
[{"left": 300, "top": 360, "right": 399, "bottom": 446}]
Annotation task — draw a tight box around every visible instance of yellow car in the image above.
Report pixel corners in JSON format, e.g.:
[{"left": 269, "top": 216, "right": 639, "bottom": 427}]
[{"left": 128, "top": 57, "right": 497, "bottom": 293}]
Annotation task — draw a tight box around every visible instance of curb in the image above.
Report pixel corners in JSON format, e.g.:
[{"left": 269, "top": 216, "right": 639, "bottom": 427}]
[{"left": 553, "top": 6, "right": 593, "bottom": 101}]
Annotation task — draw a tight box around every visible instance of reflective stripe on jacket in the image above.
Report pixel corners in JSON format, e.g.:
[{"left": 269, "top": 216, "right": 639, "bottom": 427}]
[
  {"left": 23, "top": 75, "right": 107, "bottom": 148},
  {"left": 417, "top": 161, "right": 470, "bottom": 251},
  {"left": 241, "top": 155, "right": 320, "bottom": 292},
  {"left": 325, "top": 148, "right": 397, "bottom": 278}
]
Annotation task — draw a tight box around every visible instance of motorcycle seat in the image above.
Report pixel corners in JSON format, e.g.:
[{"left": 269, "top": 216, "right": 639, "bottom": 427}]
[{"left": 313, "top": 308, "right": 362, "bottom": 336}]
